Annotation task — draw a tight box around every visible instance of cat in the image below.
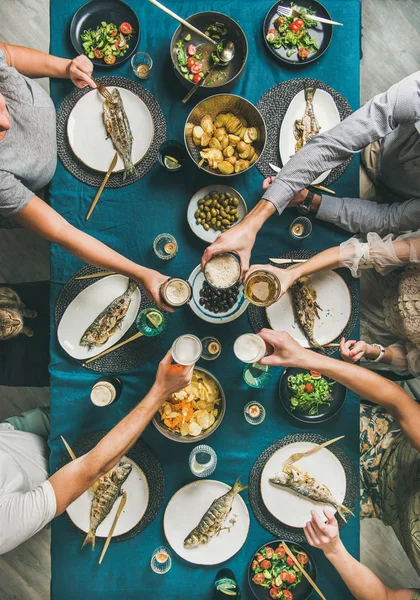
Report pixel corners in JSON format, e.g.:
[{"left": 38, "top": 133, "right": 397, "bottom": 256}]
[{"left": 0, "top": 287, "right": 37, "bottom": 340}]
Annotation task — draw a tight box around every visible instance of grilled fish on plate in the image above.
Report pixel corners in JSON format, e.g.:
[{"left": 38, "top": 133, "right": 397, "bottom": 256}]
[
  {"left": 82, "top": 462, "right": 132, "bottom": 550},
  {"left": 290, "top": 276, "right": 323, "bottom": 350},
  {"left": 294, "top": 87, "right": 320, "bottom": 153},
  {"left": 270, "top": 464, "right": 353, "bottom": 522},
  {"left": 103, "top": 88, "right": 135, "bottom": 179},
  {"left": 184, "top": 478, "right": 247, "bottom": 548},
  {"left": 80, "top": 279, "right": 137, "bottom": 349}
]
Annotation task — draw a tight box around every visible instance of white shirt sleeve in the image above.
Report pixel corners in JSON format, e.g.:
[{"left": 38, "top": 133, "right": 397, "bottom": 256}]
[{"left": 0, "top": 480, "right": 56, "bottom": 555}]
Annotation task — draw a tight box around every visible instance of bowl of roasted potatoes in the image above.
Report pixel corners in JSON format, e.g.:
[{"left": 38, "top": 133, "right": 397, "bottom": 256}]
[{"left": 184, "top": 94, "right": 266, "bottom": 176}]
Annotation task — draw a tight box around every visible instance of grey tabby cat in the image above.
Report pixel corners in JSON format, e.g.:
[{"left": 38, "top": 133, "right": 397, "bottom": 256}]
[{"left": 0, "top": 287, "right": 37, "bottom": 340}]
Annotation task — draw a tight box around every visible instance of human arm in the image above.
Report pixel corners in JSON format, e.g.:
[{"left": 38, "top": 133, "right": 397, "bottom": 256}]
[
  {"left": 304, "top": 510, "right": 414, "bottom": 600},
  {"left": 49, "top": 351, "right": 193, "bottom": 515},
  {"left": 258, "top": 329, "right": 420, "bottom": 451},
  {"left": 13, "top": 195, "right": 173, "bottom": 311},
  {"left": 0, "top": 41, "right": 95, "bottom": 88}
]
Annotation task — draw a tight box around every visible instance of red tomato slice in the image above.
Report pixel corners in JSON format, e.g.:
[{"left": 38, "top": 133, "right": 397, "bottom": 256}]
[
  {"left": 187, "top": 43, "right": 197, "bottom": 55},
  {"left": 94, "top": 48, "right": 103, "bottom": 59},
  {"left": 295, "top": 18, "right": 305, "bottom": 28},
  {"left": 104, "top": 54, "right": 116, "bottom": 64},
  {"left": 109, "top": 30, "right": 118, "bottom": 37},
  {"left": 297, "top": 551, "right": 309, "bottom": 565},
  {"left": 310, "top": 370, "right": 321, "bottom": 379},
  {"left": 269, "top": 589, "right": 279, "bottom": 599},
  {"left": 252, "top": 573, "right": 266, "bottom": 585},
  {"left": 192, "top": 74, "right": 202, "bottom": 84},
  {"left": 187, "top": 57, "right": 196, "bottom": 68},
  {"left": 286, "top": 556, "right": 295, "bottom": 566},
  {"left": 256, "top": 553, "right": 265, "bottom": 563},
  {"left": 289, "top": 21, "right": 301, "bottom": 32},
  {"left": 119, "top": 22, "right": 133, "bottom": 35},
  {"left": 280, "top": 572, "right": 288, "bottom": 582},
  {"left": 190, "top": 62, "right": 202, "bottom": 74},
  {"left": 283, "top": 591, "right": 293, "bottom": 600},
  {"left": 260, "top": 560, "right": 272, "bottom": 570},
  {"left": 305, "top": 382, "right": 314, "bottom": 393},
  {"left": 298, "top": 46, "right": 311, "bottom": 58},
  {"left": 274, "top": 546, "right": 286, "bottom": 558},
  {"left": 264, "top": 546, "right": 274, "bottom": 558},
  {"left": 251, "top": 560, "right": 258, "bottom": 571},
  {"left": 286, "top": 572, "right": 297, "bottom": 584}
]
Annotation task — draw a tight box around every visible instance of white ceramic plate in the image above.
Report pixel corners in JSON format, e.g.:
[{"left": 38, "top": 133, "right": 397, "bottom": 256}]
[
  {"left": 67, "top": 456, "right": 149, "bottom": 537},
  {"left": 266, "top": 270, "right": 351, "bottom": 347},
  {"left": 279, "top": 89, "right": 340, "bottom": 185},
  {"left": 261, "top": 442, "right": 346, "bottom": 528},
  {"left": 187, "top": 185, "right": 248, "bottom": 243},
  {"left": 57, "top": 275, "right": 141, "bottom": 360},
  {"left": 188, "top": 265, "right": 249, "bottom": 324},
  {"left": 164, "top": 480, "right": 249, "bottom": 565},
  {"left": 67, "top": 86, "right": 154, "bottom": 173}
]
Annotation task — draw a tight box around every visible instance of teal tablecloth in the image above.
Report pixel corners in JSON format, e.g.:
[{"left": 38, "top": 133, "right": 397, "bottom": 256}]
[{"left": 49, "top": 1, "right": 361, "bottom": 598}]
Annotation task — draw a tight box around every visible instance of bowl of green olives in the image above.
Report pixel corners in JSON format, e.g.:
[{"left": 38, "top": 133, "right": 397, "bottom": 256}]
[{"left": 187, "top": 184, "right": 247, "bottom": 243}]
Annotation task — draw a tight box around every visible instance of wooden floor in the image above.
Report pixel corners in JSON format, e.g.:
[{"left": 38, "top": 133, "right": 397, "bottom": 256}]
[{"left": 0, "top": 0, "right": 419, "bottom": 598}]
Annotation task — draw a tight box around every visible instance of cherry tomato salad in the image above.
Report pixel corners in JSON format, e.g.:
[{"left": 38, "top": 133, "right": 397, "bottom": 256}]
[
  {"left": 288, "top": 370, "right": 334, "bottom": 415},
  {"left": 80, "top": 21, "right": 134, "bottom": 64},
  {"left": 266, "top": 3, "right": 318, "bottom": 59},
  {"left": 175, "top": 36, "right": 205, "bottom": 84},
  {"left": 251, "top": 544, "right": 309, "bottom": 599}
]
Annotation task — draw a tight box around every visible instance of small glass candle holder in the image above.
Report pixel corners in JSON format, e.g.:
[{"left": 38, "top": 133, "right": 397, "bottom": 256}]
[
  {"left": 201, "top": 336, "right": 222, "bottom": 360},
  {"left": 289, "top": 216, "right": 312, "bottom": 240},
  {"left": 189, "top": 444, "right": 217, "bottom": 478},
  {"left": 136, "top": 307, "right": 166, "bottom": 337},
  {"left": 158, "top": 140, "right": 188, "bottom": 172},
  {"left": 153, "top": 233, "right": 178, "bottom": 260},
  {"left": 244, "top": 401, "right": 266, "bottom": 425},
  {"left": 243, "top": 363, "right": 272, "bottom": 388},
  {"left": 131, "top": 52, "right": 153, "bottom": 80},
  {"left": 150, "top": 546, "right": 172, "bottom": 574}
]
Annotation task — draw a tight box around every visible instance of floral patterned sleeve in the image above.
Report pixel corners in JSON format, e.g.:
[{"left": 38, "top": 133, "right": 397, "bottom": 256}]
[{"left": 411, "top": 591, "right": 420, "bottom": 600}]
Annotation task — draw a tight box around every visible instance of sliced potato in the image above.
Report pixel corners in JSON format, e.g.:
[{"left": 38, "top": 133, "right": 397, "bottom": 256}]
[
  {"left": 185, "top": 122, "right": 194, "bottom": 136},
  {"left": 209, "top": 137, "right": 222, "bottom": 150},
  {"left": 223, "top": 145, "right": 234, "bottom": 158},
  {"left": 235, "top": 159, "right": 250, "bottom": 173},
  {"left": 193, "top": 125, "right": 204, "bottom": 139},
  {"left": 225, "top": 155, "right": 237, "bottom": 165},
  {"left": 220, "top": 134, "right": 229, "bottom": 150},
  {"left": 201, "top": 131, "right": 212, "bottom": 147},
  {"left": 200, "top": 115, "right": 214, "bottom": 134},
  {"left": 250, "top": 152, "right": 259, "bottom": 165},
  {"left": 214, "top": 127, "right": 227, "bottom": 141},
  {"left": 228, "top": 134, "right": 240, "bottom": 146},
  {"left": 218, "top": 160, "right": 235, "bottom": 174},
  {"left": 226, "top": 116, "right": 241, "bottom": 133}
]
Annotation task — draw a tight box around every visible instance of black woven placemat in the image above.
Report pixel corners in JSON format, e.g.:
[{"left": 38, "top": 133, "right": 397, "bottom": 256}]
[
  {"left": 256, "top": 78, "right": 353, "bottom": 184},
  {"left": 248, "top": 250, "right": 359, "bottom": 357},
  {"left": 57, "top": 430, "right": 165, "bottom": 542},
  {"left": 55, "top": 266, "right": 160, "bottom": 373},
  {"left": 248, "top": 433, "right": 358, "bottom": 543},
  {"left": 56, "top": 76, "right": 166, "bottom": 187}
]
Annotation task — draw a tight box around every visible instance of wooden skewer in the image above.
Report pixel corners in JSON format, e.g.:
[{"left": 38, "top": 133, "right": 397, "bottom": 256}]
[
  {"left": 61, "top": 435, "right": 77, "bottom": 461},
  {"left": 323, "top": 343, "right": 341, "bottom": 347},
  {"left": 86, "top": 152, "right": 118, "bottom": 221},
  {"left": 282, "top": 541, "right": 327, "bottom": 600},
  {"left": 312, "top": 184, "right": 335, "bottom": 195},
  {"left": 84, "top": 331, "right": 144, "bottom": 365},
  {"left": 148, "top": 0, "right": 215, "bottom": 45},
  {"left": 75, "top": 271, "right": 115, "bottom": 280},
  {"left": 98, "top": 492, "right": 127, "bottom": 565}
]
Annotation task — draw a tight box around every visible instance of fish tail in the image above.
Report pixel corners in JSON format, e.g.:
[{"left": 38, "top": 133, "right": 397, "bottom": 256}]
[
  {"left": 127, "top": 280, "right": 138, "bottom": 293},
  {"left": 231, "top": 477, "right": 248, "bottom": 495},
  {"left": 123, "top": 158, "right": 135, "bottom": 180},
  {"left": 82, "top": 529, "right": 96, "bottom": 551},
  {"left": 304, "top": 87, "right": 316, "bottom": 102},
  {"left": 336, "top": 504, "right": 354, "bottom": 523}
]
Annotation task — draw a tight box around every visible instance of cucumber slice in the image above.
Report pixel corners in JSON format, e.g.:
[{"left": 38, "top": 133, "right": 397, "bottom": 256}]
[
  {"left": 180, "top": 65, "right": 188, "bottom": 73},
  {"left": 97, "top": 40, "right": 105, "bottom": 49},
  {"left": 184, "top": 33, "right": 191, "bottom": 41},
  {"left": 88, "top": 52, "right": 94, "bottom": 59},
  {"left": 188, "top": 73, "right": 194, "bottom": 81},
  {"left": 101, "top": 21, "right": 107, "bottom": 27}
]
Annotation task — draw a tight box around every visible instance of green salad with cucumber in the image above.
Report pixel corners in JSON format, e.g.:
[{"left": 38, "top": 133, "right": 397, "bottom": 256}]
[
  {"left": 266, "top": 3, "right": 318, "bottom": 59},
  {"left": 80, "top": 21, "right": 134, "bottom": 65},
  {"left": 251, "top": 543, "right": 309, "bottom": 599},
  {"left": 288, "top": 370, "right": 334, "bottom": 415}
]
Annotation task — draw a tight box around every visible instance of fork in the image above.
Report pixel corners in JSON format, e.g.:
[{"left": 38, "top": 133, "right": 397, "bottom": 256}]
[
  {"left": 90, "top": 75, "right": 113, "bottom": 102},
  {"left": 276, "top": 5, "right": 343, "bottom": 26},
  {"left": 283, "top": 435, "right": 344, "bottom": 467}
]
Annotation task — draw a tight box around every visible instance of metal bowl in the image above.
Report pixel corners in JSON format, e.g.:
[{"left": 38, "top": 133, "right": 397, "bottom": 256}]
[
  {"left": 170, "top": 11, "right": 248, "bottom": 95},
  {"left": 152, "top": 367, "right": 226, "bottom": 443},
  {"left": 185, "top": 94, "right": 267, "bottom": 177}
]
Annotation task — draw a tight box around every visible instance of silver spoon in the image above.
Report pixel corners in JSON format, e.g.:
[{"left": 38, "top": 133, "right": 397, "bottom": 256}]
[{"left": 182, "top": 39, "right": 236, "bottom": 104}]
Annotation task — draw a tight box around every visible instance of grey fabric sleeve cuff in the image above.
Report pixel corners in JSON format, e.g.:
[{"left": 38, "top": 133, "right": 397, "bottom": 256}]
[
  {"left": 316, "top": 195, "right": 345, "bottom": 223},
  {"left": 261, "top": 179, "right": 295, "bottom": 215}
]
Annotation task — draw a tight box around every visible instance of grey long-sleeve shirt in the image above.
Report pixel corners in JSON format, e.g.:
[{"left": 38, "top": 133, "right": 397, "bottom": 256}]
[{"left": 263, "top": 71, "right": 420, "bottom": 234}]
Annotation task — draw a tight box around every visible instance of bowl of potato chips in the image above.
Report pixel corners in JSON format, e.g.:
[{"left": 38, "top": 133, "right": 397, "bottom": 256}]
[{"left": 153, "top": 367, "right": 225, "bottom": 443}]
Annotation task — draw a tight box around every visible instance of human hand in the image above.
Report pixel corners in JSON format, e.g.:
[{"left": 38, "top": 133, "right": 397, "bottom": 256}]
[
  {"left": 257, "top": 329, "right": 309, "bottom": 367},
  {"left": 262, "top": 176, "right": 276, "bottom": 191},
  {"left": 201, "top": 218, "right": 257, "bottom": 274},
  {"left": 67, "top": 55, "right": 96, "bottom": 88},
  {"left": 245, "top": 264, "right": 297, "bottom": 299},
  {"left": 138, "top": 269, "right": 174, "bottom": 313},
  {"left": 153, "top": 350, "right": 194, "bottom": 398},
  {"left": 340, "top": 338, "right": 367, "bottom": 363},
  {"left": 304, "top": 509, "right": 343, "bottom": 557}
]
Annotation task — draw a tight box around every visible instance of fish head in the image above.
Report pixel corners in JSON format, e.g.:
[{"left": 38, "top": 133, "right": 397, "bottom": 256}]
[
  {"left": 112, "top": 462, "right": 132, "bottom": 484},
  {"left": 269, "top": 471, "right": 288, "bottom": 485}
]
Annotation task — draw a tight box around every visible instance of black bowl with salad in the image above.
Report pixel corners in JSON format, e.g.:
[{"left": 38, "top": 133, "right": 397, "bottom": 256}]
[
  {"left": 263, "top": 0, "right": 333, "bottom": 66},
  {"left": 70, "top": 0, "right": 140, "bottom": 67},
  {"left": 248, "top": 540, "right": 316, "bottom": 600},
  {"left": 170, "top": 12, "right": 248, "bottom": 95},
  {"left": 279, "top": 367, "right": 346, "bottom": 424}
]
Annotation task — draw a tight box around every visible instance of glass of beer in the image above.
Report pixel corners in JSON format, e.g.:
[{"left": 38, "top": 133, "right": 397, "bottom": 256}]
[{"left": 244, "top": 269, "right": 281, "bottom": 307}]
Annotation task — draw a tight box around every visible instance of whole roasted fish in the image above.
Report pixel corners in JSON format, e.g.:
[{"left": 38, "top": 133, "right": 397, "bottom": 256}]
[
  {"left": 80, "top": 279, "right": 137, "bottom": 349},
  {"left": 82, "top": 462, "right": 132, "bottom": 550},
  {"left": 103, "top": 88, "right": 135, "bottom": 180},
  {"left": 294, "top": 87, "right": 320, "bottom": 153},
  {"left": 270, "top": 465, "right": 353, "bottom": 522},
  {"left": 184, "top": 478, "right": 248, "bottom": 548},
  {"left": 290, "top": 276, "right": 323, "bottom": 350}
]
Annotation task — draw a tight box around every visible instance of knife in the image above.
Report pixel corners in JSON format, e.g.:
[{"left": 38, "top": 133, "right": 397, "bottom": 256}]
[
  {"left": 268, "top": 163, "right": 335, "bottom": 195},
  {"left": 269, "top": 258, "right": 307, "bottom": 264}
]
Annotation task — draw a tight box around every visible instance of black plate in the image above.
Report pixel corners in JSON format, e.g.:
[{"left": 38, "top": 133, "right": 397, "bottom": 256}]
[
  {"left": 263, "top": 0, "right": 333, "bottom": 66},
  {"left": 70, "top": 0, "right": 140, "bottom": 68},
  {"left": 170, "top": 11, "right": 248, "bottom": 95},
  {"left": 279, "top": 367, "right": 346, "bottom": 424},
  {"left": 248, "top": 539, "right": 316, "bottom": 600}
]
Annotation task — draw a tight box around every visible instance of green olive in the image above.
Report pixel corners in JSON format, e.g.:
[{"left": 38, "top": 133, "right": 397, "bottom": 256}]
[
  {"left": 194, "top": 209, "right": 200, "bottom": 218},
  {"left": 203, "top": 223, "right": 210, "bottom": 231},
  {"left": 200, "top": 211, "right": 206, "bottom": 219},
  {"left": 220, "top": 193, "right": 226, "bottom": 200},
  {"left": 221, "top": 227, "right": 226, "bottom": 232},
  {"left": 222, "top": 200, "right": 228, "bottom": 207},
  {"left": 229, "top": 215, "right": 235, "bottom": 222},
  {"left": 225, "top": 224, "right": 231, "bottom": 230},
  {"left": 204, "top": 199, "right": 212, "bottom": 207},
  {"left": 232, "top": 197, "right": 239, "bottom": 206},
  {"left": 222, "top": 218, "right": 230, "bottom": 226},
  {"left": 196, "top": 219, "right": 202, "bottom": 225},
  {"left": 211, "top": 208, "right": 217, "bottom": 217},
  {"left": 216, "top": 220, "right": 221, "bottom": 228},
  {"left": 233, "top": 213, "right": 239, "bottom": 222},
  {"left": 225, "top": 192, "right": 231, "bottom": 199}
]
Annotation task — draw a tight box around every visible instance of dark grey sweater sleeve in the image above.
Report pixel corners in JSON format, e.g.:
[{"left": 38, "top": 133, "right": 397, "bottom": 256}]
[{"left": 317, "top": 195, "right": 420, "bottom": 235}]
